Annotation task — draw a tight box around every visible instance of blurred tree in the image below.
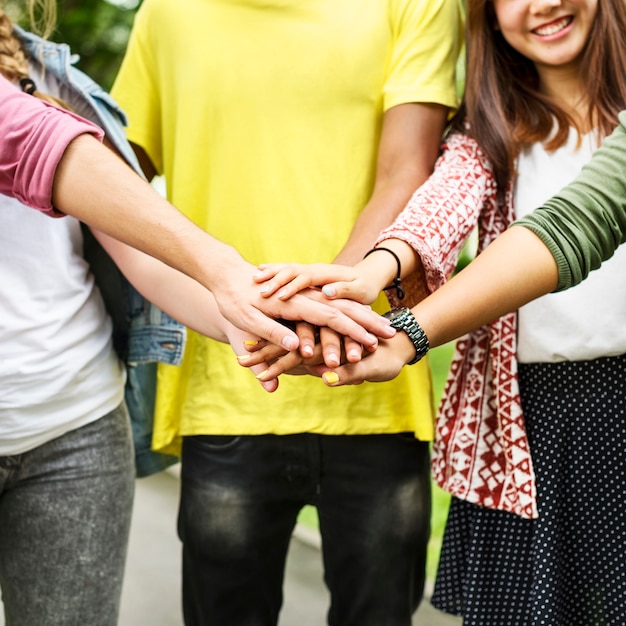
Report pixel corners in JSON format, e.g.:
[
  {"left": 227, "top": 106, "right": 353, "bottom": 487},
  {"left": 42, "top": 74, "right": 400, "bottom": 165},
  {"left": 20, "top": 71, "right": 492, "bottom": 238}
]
[{"left": 4, "top": 0, "right": 140, "bottom": 90}]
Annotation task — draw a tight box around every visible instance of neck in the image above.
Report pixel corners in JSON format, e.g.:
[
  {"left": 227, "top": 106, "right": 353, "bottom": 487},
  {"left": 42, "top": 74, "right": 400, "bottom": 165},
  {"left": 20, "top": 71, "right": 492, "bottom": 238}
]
[{"left": 537, "top": 63, "right": 592, "bottom": 131}]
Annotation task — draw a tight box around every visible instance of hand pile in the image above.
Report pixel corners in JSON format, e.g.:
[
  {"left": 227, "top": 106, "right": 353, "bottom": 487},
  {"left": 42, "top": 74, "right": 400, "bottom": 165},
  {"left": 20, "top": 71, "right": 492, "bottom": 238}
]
[{"left": 232, "top": 262, "right": 412, "bottom": 391}]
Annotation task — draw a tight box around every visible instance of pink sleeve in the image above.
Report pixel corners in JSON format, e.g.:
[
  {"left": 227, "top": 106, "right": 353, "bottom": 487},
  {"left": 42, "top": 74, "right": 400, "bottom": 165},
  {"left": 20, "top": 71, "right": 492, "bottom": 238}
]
[{"left": 0, "top": 75, "right": 104, "bottom": 215}]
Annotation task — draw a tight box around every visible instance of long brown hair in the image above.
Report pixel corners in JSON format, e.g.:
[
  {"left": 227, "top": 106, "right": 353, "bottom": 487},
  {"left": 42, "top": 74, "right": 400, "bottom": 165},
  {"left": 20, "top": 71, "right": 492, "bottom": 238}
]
[{"left": 451, "top": 0, "right": 626, "bottom": 193}]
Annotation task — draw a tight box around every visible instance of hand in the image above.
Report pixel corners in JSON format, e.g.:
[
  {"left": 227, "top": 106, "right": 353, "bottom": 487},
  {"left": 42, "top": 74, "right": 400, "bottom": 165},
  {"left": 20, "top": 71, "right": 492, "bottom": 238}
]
[
  {"left": 253, "top": 262, "right": 383, "bottom": 305},
  {"left": 211, "top": 262, "right": 395, "bottom": 352},
  {"left": 308, "top": 331, "right": 417, "bottom": 387},
  {"left": 291, "top": 319, "right": 367, "bottom": 367},
  {"left": 241, "top": 344, "right": 326, "bottom": 380},
  {"left": 224, "top": 324, "right": 280, "bottom": 392},
  {"left": 239, "top": 321, "right": 366, "bottom": 379}
]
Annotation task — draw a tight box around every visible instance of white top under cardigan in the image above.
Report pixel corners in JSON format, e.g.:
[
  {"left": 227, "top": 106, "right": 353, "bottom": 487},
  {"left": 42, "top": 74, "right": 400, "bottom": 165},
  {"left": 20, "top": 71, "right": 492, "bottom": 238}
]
[{"left": 515, "top": 128, "right": 626, "bottom": 363}]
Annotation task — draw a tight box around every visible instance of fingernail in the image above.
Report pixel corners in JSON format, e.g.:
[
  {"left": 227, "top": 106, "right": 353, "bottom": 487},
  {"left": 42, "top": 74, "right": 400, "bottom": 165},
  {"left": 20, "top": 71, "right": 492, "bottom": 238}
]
[
  {"left": 244, "top": 340, "right": 259, "bottom": 347},
  {"left": 256, "top": 369, "right": 269, "bottom": 380},
  {"left": 277, "top": 290, "right": 286, "bottom": 299},
  {"left": 282, "top": 336, "right": 298, "bottom": 351},
  {"left": 348, "top": 349, "right": 360, "bottom": 361},
  {"left": 327, "top": 354, "right": 339, "bottom": 367},
  {"left": 323, "top": 371, "right": 339, "bottom": 385},
  {"left": 301, "top": 345, "right": 313, "bottom": 357},
  {"left": 322, "top": 285, "right": 336, "bottom": 297},
  {"left": 260, "top": 286, "right": 270, "bottom": 294},
  {"left": 236, "top": 354, "right": 251, "bottom": 361},
  {"left": 364, "top": 333, "right": 377, "bottom": 344}
]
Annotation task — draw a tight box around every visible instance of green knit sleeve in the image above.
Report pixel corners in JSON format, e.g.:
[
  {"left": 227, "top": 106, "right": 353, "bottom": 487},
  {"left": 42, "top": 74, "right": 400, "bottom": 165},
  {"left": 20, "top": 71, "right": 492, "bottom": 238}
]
[{"left": 514, "top": 111, "right": 626, "bottom": 292}]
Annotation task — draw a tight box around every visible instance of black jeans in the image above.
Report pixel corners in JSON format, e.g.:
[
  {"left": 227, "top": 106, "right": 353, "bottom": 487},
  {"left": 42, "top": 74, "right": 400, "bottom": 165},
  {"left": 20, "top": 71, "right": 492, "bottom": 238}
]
[{"left": 178, "top": 432, "right": 431, "bottom": 626}]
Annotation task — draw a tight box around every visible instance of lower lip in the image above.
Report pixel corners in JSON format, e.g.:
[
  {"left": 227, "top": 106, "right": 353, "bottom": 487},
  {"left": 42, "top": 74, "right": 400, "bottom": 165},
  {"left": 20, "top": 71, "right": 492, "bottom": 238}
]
[{"left": 534, "top": 18, "right": 574, "bottom": 42}]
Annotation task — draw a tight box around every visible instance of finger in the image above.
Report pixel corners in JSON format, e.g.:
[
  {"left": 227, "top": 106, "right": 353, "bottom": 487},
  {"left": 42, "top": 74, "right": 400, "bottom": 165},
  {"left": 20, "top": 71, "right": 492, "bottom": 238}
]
[
  {"left": 260, "top": 264, "right": 347, "bottom": 300},
  {"left": 294, "top": 322, "right": 317, "bottom": 358},
  {"left": 343, "top": 336, "right": 364, "bottom": 363},
  {"left": 303, "top": 364, "right": 365, "bottom": 387},
  {"left": 319, "top": 327, "right": 341, "bottom": 368},
  {"left": 303, "top": 292, "right": 396, "bottom": 341},
  {"left": 240, "top": 337, "right": 268, "bottom": 353},
  {"left": 248, "top": 362, "right": 280, "bottom": 392},
  {"left": 320, "top": 363, "right": 366, "bottom": 387},
  {"left": 237, "top": 343, "right": 287, "bottom": 367},
  {"left": 253, "top": 263, "right": 294, "bottom": 282},
  {"left": 258, "top": 269, "right": 307, "bottom": 298},
  {"left": 256, "top": 264, "right": 359, "bottom": 298},
  {"left": 275, "top": 275, "right": 317, "bottom": 300},
  {"left": 244, "top": 308, "right": 300, "bottom": 351},
  {"left": 318, "top": 342, "right": 405, "bottom": 386},
  {"left": 256, "top": 350, "right": 305, "bottom": 380},
  {"left": 321, "top": 280, "right": 373, "bottom": 303}
]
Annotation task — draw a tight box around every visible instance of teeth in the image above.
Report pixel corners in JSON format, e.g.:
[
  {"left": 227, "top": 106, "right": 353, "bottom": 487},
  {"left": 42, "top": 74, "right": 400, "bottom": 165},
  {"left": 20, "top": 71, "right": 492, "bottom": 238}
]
[{"left": 534, "top": 17, "right": 571, "bottom": 36}]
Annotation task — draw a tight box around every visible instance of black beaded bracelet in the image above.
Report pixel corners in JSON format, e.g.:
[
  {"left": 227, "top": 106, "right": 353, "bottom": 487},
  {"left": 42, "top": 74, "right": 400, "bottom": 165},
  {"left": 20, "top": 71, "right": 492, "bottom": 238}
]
[{"left": 363, "top": 246, "right": 405, "bottom": 300}]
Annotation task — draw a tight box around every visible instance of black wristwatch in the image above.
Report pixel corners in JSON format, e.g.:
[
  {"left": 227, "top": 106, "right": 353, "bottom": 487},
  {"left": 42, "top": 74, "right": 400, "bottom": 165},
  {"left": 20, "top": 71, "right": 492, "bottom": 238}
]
[{"left": 383, "top": 307, "right": 430, "bottom": 365}]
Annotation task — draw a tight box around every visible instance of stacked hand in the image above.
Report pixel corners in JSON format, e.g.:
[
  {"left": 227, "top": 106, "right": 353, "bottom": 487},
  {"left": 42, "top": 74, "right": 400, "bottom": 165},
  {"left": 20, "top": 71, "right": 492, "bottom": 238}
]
[{"left": 235, "top": 260, "right": 417, "bottom": 387}]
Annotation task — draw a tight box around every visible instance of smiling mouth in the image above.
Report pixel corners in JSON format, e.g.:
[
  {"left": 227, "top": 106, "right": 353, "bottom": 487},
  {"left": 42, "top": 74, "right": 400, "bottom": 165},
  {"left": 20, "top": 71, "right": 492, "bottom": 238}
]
[{"left": 533, "top": 16, "right": 574, "bottom": 36}]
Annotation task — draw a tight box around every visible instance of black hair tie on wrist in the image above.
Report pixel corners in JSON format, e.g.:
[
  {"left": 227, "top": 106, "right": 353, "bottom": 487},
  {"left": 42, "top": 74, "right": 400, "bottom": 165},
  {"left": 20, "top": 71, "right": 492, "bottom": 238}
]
[
  {"left": 363, "top": 246, "right": 405, "bottom": 300},
  {"left": 20, "top": 78, "right": 37, "bottom": 95}
]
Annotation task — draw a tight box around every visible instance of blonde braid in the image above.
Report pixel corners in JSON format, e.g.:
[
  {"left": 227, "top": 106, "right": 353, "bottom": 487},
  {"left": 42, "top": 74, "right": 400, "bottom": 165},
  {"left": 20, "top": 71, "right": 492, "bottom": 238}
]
[
  {"left": 0, "top": 7, "right": 70, "bottom": 110},
  {"left": 0, "top": 9, "right": 30, "bottom": 83}
]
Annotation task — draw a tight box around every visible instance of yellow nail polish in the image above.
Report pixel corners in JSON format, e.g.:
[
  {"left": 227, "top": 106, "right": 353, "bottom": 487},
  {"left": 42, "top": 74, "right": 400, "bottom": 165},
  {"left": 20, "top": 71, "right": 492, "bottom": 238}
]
[
  {"left": 237, "top": 354, "right": 251, "bottom": 361},
  {"left": 255, "top": 369, "right": 269, "bottom": 380},
  {"left": 244, "top": 340, "right": 259, "bottom": 346},
  {"left": 323, "top": 371, "right": 339, "bottom": 385}
]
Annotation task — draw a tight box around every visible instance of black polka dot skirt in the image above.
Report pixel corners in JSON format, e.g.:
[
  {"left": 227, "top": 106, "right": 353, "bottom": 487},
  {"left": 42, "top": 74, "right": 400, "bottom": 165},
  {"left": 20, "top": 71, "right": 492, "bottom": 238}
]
[{"left": 431, "top": 353, "right": 626, "bottom": 625}]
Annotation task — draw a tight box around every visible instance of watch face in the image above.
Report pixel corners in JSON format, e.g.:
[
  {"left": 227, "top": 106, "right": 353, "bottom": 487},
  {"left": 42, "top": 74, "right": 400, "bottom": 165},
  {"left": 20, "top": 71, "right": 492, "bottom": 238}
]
[{"left": 384, "top": 307, "right": 409, "bottom": 323}]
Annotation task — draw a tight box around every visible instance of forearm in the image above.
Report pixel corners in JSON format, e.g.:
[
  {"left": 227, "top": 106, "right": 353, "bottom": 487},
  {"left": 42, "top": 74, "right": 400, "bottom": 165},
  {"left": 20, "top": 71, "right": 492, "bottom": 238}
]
[
  {"left": 52, "top": 134, "right": 245, "bottom": 295},
  {"left": 334, "top": 168, "right": 433, "bottom": 265},
  {"left": 334, "top": 102, "right": 447, "bottom": 265},
  {"left": 356, "top": 237, "right": 425, "bottom": 296},
  {"left": 412, "top": 226, "right": 559, "bottom": 348},
  {"left": 93, "top": 229, "right": 232, "bottom": 343}
]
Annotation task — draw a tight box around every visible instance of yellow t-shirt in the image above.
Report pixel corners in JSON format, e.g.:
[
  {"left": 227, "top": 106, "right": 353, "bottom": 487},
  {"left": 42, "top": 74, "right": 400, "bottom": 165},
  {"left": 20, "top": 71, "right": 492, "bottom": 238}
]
[{"left": 112, "top": 0, "right": 462, "bottom": 454}]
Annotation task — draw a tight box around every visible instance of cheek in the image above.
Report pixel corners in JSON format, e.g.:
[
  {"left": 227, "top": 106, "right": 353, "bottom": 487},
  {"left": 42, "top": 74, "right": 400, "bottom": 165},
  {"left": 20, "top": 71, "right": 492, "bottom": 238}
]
[
  {"left": 492, "top": 9, "right": 524, "bottom": 46},
  {"left": 492, "top": 0, "right": 524, "bottom": 35}
]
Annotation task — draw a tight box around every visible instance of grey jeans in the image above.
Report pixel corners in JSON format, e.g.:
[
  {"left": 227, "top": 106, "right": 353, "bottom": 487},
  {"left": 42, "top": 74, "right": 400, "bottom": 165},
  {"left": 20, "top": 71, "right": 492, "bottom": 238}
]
[{"left": 0, "top": 404, "right": 135, "bottom": 626}]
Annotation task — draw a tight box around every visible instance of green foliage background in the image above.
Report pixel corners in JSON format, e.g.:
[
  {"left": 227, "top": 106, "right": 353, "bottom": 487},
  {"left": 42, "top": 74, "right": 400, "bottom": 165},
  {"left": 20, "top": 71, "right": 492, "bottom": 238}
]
[{"left": 5, "top": 0, "right": 141, "bottom": 90}]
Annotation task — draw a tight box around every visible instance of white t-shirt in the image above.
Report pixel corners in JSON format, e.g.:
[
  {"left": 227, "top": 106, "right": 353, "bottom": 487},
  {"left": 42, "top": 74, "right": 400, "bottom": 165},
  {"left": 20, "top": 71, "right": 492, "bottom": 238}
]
[
  {"left": 0, "top": 68, "right": 124, "bottom": 455},
  {"left": 515, "top": 129, "right": 626, "bottom": 363}
]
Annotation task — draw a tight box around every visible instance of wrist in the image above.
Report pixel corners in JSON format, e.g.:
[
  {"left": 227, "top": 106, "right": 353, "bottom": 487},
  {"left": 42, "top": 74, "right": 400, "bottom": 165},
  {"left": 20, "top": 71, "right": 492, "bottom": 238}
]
[
  {"left": 359, "top": 252, "right": 397, "bottom": 294},
  {"left": 363, "top": 246, "right": 405, "bottom": 300},
  {"left": 392, "top": 329, "right": 421, "bottom": 366},
  {"left": 383, "top": 307, "right": 430, "bottom": 365}
]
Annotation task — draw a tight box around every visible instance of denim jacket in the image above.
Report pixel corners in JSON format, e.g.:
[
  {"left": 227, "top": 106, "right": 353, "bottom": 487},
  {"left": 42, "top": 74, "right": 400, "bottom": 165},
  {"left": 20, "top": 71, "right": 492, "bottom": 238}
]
[{"left": 17, "top": 27, "right": 182, "bottom": 476}]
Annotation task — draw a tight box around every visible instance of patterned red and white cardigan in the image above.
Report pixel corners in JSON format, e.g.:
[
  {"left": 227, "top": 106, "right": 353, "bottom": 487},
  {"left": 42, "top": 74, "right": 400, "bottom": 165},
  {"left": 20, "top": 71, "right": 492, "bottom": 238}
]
[{"left": 378, "top": 129, "right": 538, "bottom": 520}]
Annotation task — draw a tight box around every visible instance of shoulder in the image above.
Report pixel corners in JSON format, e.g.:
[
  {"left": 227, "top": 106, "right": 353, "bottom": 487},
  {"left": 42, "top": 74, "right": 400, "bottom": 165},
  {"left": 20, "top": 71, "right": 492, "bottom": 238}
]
[{"left": 389, "top": 0, "right": 462, "bottom": 28}]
